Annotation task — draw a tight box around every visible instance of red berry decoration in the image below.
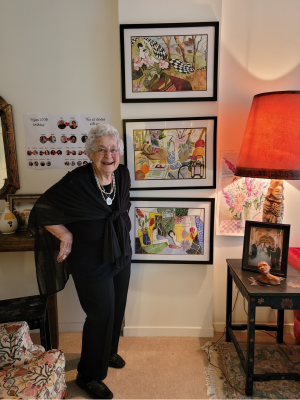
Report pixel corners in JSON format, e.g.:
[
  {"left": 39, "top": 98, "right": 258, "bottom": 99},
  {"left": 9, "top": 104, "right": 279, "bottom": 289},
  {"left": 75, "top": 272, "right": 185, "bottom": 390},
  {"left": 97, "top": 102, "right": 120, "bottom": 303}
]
[{"left": 195, "top": 139, "right": 205, "bottom": 148}]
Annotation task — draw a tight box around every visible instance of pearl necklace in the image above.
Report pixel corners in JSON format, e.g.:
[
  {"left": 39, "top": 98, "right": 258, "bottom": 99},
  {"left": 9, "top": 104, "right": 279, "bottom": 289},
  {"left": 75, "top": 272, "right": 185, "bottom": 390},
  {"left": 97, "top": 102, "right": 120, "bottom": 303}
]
[{"left": 93, "top": 167, "right": 116, "bottom": 205}]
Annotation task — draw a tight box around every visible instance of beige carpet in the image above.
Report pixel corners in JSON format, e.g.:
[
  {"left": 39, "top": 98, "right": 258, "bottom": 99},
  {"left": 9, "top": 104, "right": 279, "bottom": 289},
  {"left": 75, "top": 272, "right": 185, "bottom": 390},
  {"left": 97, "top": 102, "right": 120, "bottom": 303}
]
[{"left": 31, "top": 331, "right": 298, "bottom": 399}]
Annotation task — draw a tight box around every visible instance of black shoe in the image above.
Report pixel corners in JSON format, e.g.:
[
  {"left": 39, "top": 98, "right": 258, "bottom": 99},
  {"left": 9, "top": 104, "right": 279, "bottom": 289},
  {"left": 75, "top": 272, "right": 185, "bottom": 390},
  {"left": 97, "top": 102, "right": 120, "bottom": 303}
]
[
  {"left": 76, "top": 373, "right": 113, "bottom": 399},
  {"left": 109, "top": 353, "right": 126, "bottom": 369}
]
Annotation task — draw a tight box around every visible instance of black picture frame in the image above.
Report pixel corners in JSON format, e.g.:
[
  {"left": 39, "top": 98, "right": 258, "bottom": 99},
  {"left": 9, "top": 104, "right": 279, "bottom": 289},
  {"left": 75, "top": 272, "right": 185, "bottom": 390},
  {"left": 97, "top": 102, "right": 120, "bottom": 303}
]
[
  {"left": 242, "top": 220, "right": 290, "bottom": 278},
  {"left": 123, "top": 117, "right": 217, "bottom": 190},
  {"left": 129, "top": 197, "right": 214, "bottom": 264},
  {"left": 120, "top": 22, "right": 219, "bottom": 103}
]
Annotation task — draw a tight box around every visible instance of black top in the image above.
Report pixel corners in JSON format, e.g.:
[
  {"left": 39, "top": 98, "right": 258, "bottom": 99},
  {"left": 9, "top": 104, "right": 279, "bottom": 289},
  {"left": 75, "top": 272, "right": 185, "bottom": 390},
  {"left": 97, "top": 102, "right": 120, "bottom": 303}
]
[
  {"left": 66, "top": 183, "right": 131, "bottom": 281},
  {"left": 28, "top": 163, "right": 132, "bottom": 295}
]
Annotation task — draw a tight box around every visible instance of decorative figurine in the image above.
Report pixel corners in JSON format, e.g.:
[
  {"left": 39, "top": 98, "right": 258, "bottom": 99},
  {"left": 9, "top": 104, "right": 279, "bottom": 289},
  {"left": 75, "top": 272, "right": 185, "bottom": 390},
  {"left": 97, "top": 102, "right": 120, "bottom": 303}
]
[
  {"left": 0, "top": 202, "right": 18, "bottom": 234},
  {"left": 257, "top": 261, "right": 280, "bottom": 285},
  {"left": 263, "top": 179, "right": 284, "bottom": 223}
]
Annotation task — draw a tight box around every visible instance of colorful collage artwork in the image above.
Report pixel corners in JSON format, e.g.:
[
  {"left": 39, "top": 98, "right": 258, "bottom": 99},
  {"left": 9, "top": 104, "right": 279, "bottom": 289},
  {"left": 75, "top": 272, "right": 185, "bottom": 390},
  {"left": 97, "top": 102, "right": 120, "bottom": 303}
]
[
  {"left": 216, "top": 152, "right": 270, "bottom": 236},
  {"left": 131, "top": 35, "right": 207, "bottom": 93},
  {"left": 129, "top": 198, "right": 214, "bottom": 264},
  {"left": 134, "top": 206, "right": 204, "bottom": 256},
  {"left": 124, "top": 117, "right": 216, "bottom": 190},
  {"left": 133, "top": 127, "right": 206, "bottom": 181}
]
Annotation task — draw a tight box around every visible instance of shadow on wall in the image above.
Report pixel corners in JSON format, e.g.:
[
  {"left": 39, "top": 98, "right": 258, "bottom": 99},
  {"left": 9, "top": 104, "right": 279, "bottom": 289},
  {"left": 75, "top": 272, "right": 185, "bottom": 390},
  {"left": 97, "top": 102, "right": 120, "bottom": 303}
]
[{"left": 221, "top": 0, "right": 300, "bottom": 81}]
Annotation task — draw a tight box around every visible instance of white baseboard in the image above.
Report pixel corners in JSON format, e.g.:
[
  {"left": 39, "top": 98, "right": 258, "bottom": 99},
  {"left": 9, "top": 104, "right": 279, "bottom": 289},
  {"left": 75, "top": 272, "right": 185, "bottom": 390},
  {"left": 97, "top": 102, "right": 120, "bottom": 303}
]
[
  {"left": 58, "top": 322, "right": 84, "bottom": 332},
  {"left": 57, "top": 322, "right": 294, "bottom": 336},
  {"left": 213, "top": 322, "right": 295, "bottom": 334},
  {"left": 123, "top": 326, "right": 214, "bottom": 337}
]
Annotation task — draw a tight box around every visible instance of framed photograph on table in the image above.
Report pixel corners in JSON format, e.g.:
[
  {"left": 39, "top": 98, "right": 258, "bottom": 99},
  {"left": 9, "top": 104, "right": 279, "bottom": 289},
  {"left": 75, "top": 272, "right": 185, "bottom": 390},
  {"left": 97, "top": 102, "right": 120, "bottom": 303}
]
[
  {"left": 124, "top": 117, "right": 217, "bottom": 190},
  {"left": 120, "top": 22, "right": 219, "bottom": 102},
  {"left": 242, "top": 220, "right": 290, "bottom": 278},
  {"left": 129, "top": 197, "right": 214, "bottom": 264},
  {"left": 7, "top": 194, "right": 40, "bottom": 231}
]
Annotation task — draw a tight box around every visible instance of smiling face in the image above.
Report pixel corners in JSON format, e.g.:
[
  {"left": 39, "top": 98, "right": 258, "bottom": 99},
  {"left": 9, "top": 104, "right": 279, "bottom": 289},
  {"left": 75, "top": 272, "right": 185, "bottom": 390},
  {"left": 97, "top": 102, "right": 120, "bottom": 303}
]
[{"left": 90, "top": 135, "right": 120, "bottom": 178}]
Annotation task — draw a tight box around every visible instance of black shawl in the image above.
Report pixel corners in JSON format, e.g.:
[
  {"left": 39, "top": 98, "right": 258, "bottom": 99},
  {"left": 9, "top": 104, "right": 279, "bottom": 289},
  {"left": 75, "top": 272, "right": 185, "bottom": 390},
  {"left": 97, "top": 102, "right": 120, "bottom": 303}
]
[{"left": 28, "top": 163, "right": 131, "bottom": 295}]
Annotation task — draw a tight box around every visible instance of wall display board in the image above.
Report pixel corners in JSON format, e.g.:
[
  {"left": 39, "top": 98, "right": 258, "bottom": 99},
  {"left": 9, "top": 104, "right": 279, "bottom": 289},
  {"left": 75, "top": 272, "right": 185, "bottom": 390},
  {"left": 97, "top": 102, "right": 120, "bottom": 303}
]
[
  {"left": 120, "top": 22, "right": 219, "bottom": 102},
  {"left": 129, "top": 197, "right": 214, "bottom": 264},
  {"left": 23, "top": 113, "right": 111, "bottom": 169},
  {"left": 124, "top": 117, "right": 217, "bottom": 189},
  {"left": 216, "top": 151, "right": 270, "bottom": 236}
]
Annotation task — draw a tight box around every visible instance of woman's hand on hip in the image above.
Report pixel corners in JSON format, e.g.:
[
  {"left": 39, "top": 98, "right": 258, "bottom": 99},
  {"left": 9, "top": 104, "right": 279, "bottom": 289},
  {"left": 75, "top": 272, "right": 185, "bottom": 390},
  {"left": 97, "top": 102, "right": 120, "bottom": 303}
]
[{"left": 44, "top": 224, "right": 73, "bottom": 262}]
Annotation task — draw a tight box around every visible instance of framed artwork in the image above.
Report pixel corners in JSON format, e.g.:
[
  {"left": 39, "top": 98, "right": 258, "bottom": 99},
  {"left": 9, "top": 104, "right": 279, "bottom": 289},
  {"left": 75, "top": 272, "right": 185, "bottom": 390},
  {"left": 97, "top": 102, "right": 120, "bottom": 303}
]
[
  {"left": 129, "top": 197, "right": 214, "bottom": 264},
  {"left": 120, "top": 22, "right": 219, "bottom": 102},
  {"left": 216, "top": 151, "right": 270, "bottom": 236},
  {"left": 242, "top": 221, "right": 290, "bottom": 278},
  {"left": 124, "top": 117, "right": 217, "bottom": 190},
  {"left": 7, "top": 194, "right": 40, "bottom": 231}
]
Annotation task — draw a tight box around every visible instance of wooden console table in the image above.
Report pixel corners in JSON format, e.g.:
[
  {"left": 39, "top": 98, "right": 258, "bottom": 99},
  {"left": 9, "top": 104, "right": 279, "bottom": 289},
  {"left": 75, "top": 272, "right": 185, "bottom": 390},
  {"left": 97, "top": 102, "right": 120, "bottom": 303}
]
[
  {"left": 0, "top": 231, "right": 59, "bottom": 349},
  {"left": 226, "top": 259, "right": 300, "bottom": 395}
]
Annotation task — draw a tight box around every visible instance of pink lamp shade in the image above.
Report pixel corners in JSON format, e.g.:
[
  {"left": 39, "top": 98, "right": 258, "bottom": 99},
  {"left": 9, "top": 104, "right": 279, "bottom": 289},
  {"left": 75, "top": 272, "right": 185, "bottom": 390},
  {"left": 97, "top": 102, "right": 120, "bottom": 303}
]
[{"left": 235, "top": 91, "right": 300, "bottom": 179}]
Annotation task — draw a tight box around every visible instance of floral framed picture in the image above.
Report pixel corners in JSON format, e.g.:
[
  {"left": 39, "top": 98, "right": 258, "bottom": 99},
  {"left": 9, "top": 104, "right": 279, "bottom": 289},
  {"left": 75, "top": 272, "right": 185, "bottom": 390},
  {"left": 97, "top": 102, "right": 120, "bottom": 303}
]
[
  {"left": 242, "top": 221, "right": 290, "bottom": 278},
  {"left": 216, "top": 151, "right": 270, "bottom": 236},
  {"left": 129, "top": 197, "right": 214, "bottom": 264},
  {"left": 123, "top": 117, "right": 217, "bottom": 190},
  {"left": 7, "top": 194, "right": 40, "bottom": 231},
  {"left": 120, "top": 22, "right": 219, "bottom": 102}
]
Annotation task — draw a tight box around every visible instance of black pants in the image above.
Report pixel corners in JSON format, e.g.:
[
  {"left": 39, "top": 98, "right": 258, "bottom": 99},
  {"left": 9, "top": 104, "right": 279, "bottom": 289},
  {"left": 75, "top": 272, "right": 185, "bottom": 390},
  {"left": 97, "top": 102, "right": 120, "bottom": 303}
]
[{"left": 72, "top": 259, "right": 131, "bottom": 381}]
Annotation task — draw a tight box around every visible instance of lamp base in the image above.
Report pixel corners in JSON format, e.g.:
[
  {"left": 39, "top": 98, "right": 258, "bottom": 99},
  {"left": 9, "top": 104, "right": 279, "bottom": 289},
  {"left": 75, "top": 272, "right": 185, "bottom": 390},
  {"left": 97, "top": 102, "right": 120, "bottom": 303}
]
[{"left": 262, "top": 179, "right": 284, "bottom": 224}]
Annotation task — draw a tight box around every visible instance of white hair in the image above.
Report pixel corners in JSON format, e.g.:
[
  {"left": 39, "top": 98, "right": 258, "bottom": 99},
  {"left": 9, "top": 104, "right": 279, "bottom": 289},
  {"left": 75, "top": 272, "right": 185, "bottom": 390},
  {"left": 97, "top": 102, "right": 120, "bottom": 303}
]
[{"left": 85, "top": 123, "right": 124, "bottom": 157}]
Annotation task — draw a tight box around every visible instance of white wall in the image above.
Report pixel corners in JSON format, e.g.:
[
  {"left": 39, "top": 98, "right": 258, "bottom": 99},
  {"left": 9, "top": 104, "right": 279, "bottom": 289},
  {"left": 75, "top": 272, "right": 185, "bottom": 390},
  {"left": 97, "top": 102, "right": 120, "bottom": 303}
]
[
  {"left": 119, "top": 0, "right": 221, "bottom": 336},
  {"left": 215, "top": 0, "right": 300, "bottom": 331},
  {"left": 1, "top": 0, "right": 300, "bottom": 335},
  {"left": 0, "top": 0, "right": 122, "bottom": 330}
]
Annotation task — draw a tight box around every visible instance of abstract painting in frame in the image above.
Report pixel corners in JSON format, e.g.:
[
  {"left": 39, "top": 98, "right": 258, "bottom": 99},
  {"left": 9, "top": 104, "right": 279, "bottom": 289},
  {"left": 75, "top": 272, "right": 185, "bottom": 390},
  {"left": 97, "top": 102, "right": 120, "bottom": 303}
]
[
  {"left": 129, "top": 197, "right": 214, "bottom": 264},
  {"left": 216, "top": 151, "right": 271, "bottom": 236},
  {"left": 8, "top": 194, "right": 40, "bottom": 231},
  {"left": 242, "top": 220, "right": 290, "bottom": 278},
  {"left": 124, "top": 117, "right": 217, "bottom": 190},
  {"left": 120, "top": 22, "right": 219, "bottom": 102}
]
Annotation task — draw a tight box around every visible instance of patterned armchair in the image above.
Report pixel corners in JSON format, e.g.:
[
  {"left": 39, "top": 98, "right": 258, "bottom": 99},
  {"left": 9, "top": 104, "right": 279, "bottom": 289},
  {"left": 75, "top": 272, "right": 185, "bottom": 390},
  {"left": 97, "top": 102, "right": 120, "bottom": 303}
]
[{"left": 0, "top": 321, "right": 67, "bottom": 399}]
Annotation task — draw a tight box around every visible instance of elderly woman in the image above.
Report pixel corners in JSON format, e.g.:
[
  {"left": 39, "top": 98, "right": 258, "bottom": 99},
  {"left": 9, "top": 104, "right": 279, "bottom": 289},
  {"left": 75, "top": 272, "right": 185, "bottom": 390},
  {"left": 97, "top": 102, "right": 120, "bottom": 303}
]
[{"left": 28, "top": 124, "right": 132, "bottom": 399}]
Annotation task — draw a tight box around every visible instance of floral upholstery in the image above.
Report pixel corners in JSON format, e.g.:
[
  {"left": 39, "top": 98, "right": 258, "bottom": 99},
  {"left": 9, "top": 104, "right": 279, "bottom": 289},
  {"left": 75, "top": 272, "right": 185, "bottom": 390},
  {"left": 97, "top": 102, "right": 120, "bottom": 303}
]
[
  {"left": 0, "top": 321, "right": 67, "bottom": 399},
  {"left": 0, "top": 321, "right": 44, "bottom": 370}
]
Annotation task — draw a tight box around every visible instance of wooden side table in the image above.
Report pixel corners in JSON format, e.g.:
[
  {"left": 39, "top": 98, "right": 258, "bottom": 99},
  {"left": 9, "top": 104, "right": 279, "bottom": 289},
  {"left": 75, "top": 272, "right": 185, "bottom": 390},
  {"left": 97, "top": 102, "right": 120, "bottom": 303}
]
[
  {"left": 0, "top": 231, "right": 59, "bottom": 349},
  {"left": 226, "top": 259, "right": 300, "bottom": 395}
]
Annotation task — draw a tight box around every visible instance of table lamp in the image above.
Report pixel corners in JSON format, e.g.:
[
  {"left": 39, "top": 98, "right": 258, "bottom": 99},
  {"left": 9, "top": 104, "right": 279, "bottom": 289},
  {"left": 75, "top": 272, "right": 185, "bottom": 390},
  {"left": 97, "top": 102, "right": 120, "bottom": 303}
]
[
  {"left": 235, "top": 91, "right": 300, "bottom": 285},
  {"left": 234, "top": 90, "right": 300, "bottom": 223}
]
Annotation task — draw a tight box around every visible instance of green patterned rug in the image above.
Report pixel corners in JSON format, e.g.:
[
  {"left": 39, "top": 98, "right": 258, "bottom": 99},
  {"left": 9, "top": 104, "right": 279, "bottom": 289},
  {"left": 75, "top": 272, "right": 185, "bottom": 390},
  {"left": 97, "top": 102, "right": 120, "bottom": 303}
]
[{"left": 202, "top": 341, "right": 300, "bottom": 399}]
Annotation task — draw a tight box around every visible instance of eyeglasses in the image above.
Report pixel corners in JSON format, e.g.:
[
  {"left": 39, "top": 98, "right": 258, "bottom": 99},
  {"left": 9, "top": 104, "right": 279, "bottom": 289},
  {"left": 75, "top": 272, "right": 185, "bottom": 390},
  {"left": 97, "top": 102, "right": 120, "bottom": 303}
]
[{"left": 97, "top": 147, "right": 119, "bottom": 155}]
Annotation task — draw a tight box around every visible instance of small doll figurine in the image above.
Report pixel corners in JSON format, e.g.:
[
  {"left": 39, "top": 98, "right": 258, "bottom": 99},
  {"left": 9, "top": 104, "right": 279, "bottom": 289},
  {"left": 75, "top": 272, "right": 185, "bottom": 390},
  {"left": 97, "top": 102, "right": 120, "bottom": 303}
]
[
  {"left": 263, "top": 180, "right": 284, "bottom": 223},
  {"left": 257, "top": 261, "right": 280, "bottom": 285}
]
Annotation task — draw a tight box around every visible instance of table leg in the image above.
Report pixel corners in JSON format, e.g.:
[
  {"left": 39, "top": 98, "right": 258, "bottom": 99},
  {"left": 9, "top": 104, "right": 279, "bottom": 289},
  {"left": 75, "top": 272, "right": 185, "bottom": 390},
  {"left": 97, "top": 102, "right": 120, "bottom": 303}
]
[
  {"left": 226, "top": 263, "right": 233, "bottom": 342},
  {"left": 277, "top": 309, "right": 284, "bottom": 343},
  {"left": 245, "top": 297, "right": 256, "bottom": 396},
  {"left": 47, "top": 294, "right": 59, "bottom": 349},
  {"left": 45, "top": 309, "right": 51, "bottom": 351}
]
